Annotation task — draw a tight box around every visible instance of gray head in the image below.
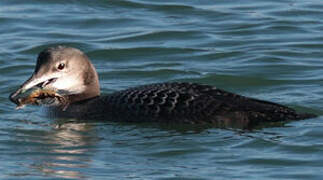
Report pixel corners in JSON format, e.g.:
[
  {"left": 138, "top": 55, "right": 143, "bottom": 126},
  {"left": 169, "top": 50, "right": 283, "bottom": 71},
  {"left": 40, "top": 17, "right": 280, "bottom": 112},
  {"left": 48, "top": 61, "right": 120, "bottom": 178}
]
[{"left": 10, "top": 46, "right": 100, "bottom": 104}]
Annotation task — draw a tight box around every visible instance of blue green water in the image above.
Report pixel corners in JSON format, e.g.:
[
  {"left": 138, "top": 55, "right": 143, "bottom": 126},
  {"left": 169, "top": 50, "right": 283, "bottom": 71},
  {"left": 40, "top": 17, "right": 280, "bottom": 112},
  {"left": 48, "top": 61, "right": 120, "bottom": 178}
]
[{"left": 1, "top": 0, "right": 323, "bottom": 179}]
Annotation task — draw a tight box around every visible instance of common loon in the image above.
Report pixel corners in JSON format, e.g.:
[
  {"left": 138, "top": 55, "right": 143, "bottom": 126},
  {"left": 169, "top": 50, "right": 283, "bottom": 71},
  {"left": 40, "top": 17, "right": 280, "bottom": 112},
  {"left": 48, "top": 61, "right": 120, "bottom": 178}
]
[{"left": 9, "top": 46, "right": 316, "bottom": 128}]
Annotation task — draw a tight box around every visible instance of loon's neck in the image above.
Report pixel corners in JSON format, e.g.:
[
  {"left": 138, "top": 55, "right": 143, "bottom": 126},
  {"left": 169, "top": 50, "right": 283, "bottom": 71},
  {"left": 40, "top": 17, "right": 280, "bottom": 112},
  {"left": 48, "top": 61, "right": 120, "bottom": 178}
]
[{"left": 66, "top": 85, "right": 100, "bottom": 104}]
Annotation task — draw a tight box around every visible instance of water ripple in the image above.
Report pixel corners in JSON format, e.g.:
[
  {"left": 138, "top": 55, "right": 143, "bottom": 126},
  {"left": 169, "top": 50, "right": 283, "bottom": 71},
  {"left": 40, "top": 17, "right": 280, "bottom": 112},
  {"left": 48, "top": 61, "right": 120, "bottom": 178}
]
[{"left": 1, "top": 0, "right": 323, "bottom": 179}]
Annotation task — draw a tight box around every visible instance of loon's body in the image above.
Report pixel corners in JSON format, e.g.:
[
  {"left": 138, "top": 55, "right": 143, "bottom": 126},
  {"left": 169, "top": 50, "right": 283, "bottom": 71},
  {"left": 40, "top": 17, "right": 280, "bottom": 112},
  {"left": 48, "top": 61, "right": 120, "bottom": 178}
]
[
  {"left": 10, "top": 46, "right": 315, "bottom": 128},
  {"left": 53, "top": 82, "right": 312, "bottom": 126}
]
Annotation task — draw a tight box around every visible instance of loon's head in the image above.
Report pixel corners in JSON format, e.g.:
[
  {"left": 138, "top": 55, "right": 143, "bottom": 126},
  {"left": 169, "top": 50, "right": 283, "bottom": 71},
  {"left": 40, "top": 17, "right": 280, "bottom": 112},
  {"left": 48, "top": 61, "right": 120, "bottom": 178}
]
[{"left": 10, "top": 46, "right": 100, "bottom": 104}]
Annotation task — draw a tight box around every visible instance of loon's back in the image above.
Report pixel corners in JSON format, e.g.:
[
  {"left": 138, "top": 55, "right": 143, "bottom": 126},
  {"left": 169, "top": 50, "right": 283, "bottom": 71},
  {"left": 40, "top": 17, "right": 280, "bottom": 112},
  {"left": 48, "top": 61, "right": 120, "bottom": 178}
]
[{"left": 53, "top": 82, "right": 315, "bottom": 128}]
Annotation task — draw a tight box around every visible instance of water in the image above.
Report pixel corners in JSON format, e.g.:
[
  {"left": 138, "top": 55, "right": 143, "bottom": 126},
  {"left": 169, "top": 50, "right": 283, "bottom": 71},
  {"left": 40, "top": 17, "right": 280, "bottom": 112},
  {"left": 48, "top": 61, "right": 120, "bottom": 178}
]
[{"left": 1, "top": 0, "right": 323, "bottom": 179}]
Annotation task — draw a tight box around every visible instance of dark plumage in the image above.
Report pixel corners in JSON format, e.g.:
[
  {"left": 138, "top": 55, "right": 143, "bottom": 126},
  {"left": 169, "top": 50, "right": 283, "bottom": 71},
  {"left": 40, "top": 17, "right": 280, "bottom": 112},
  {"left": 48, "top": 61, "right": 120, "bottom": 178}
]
[{"left": 51, "top": 82, "right": 315, "bottom": 129}]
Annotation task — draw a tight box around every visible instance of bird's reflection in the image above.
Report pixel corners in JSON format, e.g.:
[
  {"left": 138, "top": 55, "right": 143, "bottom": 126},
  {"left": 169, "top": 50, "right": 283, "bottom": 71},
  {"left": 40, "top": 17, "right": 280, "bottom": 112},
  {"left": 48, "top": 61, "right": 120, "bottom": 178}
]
[
  {"left": 10, "top": 112, "right": 296, "bottom": 179},
  {"left": 23, "top": 120, "right": 100, "bottom": 179}
]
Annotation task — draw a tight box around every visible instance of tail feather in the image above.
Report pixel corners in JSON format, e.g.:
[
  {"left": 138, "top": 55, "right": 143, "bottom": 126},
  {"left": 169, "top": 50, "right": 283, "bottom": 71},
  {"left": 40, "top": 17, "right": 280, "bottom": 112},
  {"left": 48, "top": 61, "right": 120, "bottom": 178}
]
[{"left": 295, "top": 112, "right": 317, "bottom": 120}]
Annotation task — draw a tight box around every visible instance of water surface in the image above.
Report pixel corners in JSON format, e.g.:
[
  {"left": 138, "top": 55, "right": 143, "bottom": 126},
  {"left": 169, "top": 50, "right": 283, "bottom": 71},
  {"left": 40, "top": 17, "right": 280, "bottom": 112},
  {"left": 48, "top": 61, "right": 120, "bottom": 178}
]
[{"left": 1, "top": 0, "right": 323, "bottom": 179}]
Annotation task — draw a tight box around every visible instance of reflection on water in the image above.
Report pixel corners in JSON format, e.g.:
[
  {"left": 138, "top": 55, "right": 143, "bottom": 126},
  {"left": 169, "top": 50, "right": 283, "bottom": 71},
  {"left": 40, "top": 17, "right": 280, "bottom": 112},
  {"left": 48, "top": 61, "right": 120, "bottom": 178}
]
[
  {"left": 45, "top": 123, "right": 95, "bottom": 179},
  {"left": 11, "top": 122, "right": 99, "bottom": 179}
]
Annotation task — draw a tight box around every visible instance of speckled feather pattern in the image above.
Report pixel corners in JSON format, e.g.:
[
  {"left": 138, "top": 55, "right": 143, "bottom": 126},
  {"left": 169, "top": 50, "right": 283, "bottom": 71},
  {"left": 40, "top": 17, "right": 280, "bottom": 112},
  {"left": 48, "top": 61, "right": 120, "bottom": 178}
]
[{"left": 51, "top": 82, "right": 314, "bottom": 128}]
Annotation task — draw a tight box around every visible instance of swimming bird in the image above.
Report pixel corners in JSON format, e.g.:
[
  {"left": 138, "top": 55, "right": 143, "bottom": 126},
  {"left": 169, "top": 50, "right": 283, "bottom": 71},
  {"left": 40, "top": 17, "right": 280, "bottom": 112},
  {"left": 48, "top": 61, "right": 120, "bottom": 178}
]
[{"left": 9, "top": 46, "right": 316, "bottom": 128}]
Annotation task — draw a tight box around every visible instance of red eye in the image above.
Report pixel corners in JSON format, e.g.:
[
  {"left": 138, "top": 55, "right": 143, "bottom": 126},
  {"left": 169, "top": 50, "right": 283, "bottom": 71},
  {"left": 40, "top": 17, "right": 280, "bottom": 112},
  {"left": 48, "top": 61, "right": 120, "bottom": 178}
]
[{"left": 57, "top": 63, "right": 65, "bottom": 70}]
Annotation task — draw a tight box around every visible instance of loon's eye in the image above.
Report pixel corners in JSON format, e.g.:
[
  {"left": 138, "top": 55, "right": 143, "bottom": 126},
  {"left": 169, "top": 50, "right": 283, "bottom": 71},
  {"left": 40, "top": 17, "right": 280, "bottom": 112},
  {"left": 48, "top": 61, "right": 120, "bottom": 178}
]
[{"left": 57, "top": 63, "right": 65, "bottom": 70}]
